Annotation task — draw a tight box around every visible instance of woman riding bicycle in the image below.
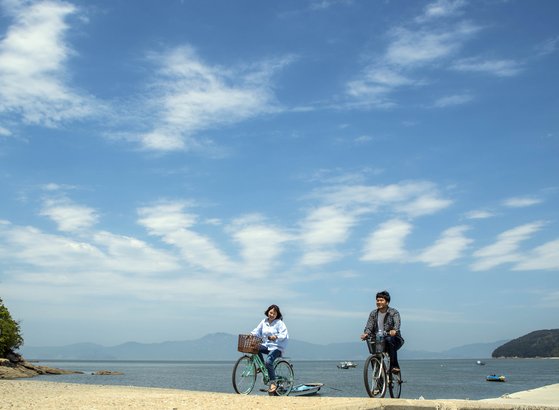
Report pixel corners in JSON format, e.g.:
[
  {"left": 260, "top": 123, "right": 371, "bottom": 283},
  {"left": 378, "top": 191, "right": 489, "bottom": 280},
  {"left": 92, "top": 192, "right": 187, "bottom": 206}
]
[
  {"left": 251, "top": 304, "right": 289, "bottom": 394},
  {"left": 360, "top": 291, "right": 404, "bottom": 374}
]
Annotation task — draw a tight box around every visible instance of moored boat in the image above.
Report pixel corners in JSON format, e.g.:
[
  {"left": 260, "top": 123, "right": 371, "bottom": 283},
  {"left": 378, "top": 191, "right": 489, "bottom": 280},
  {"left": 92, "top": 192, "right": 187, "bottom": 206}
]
[
  {"left": 290, "top": 383, "right": 324, "bottom": 396},
  {"left": 337, "top": 361, "right": 357, "bottom": 369},
  {"left": 486, "top": 374, "right": 506, "bottom": 382}
]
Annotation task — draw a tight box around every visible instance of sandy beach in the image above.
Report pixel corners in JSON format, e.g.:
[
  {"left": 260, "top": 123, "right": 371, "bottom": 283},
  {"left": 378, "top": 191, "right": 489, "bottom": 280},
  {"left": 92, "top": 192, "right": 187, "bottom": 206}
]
[{"left": 1, "top": 380, "right": 558, "bottom": 410}]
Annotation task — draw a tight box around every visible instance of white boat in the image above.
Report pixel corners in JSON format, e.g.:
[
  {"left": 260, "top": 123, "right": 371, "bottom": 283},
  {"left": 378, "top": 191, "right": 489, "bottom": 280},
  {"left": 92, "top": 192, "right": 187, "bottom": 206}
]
[
  {"left": 476, "top": 360, "right": 486, "bottom": 365},
  {"left": 290, "top": 383, "right": 324, "bottom": 396},
  {"left": 337, "top": 361, "right": 357, "bottom": 369}
]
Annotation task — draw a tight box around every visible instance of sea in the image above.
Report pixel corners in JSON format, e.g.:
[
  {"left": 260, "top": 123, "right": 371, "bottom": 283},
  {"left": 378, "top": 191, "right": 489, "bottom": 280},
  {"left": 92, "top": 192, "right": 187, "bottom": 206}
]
[{"left": 25, "top": 358, "right": 559, "bottom": 400}]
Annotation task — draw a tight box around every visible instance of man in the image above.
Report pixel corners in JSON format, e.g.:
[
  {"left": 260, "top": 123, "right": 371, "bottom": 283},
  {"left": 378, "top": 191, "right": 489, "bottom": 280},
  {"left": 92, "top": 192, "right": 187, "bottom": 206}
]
[{"left": 360, "top": 290, "right": 404, "bottom": 373}]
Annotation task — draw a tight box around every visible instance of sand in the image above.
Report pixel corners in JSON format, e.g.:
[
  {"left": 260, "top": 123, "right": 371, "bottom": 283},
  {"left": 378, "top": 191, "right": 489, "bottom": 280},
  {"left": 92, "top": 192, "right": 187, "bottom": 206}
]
[{"left": 1, "top": 380, "right": 558, "bottom": 409}]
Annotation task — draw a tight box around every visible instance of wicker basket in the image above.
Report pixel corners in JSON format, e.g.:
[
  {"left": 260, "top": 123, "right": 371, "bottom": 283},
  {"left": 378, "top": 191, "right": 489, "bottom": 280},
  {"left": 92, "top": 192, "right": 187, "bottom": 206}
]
[{"left": 238, "top": 334, "right": 261, "bottom": 354}]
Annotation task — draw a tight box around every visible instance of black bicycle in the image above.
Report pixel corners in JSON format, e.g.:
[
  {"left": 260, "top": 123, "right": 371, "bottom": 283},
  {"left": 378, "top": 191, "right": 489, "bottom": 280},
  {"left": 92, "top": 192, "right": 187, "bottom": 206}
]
[{"left": 363, "top": 333, "right": 403, "bottom": 398}]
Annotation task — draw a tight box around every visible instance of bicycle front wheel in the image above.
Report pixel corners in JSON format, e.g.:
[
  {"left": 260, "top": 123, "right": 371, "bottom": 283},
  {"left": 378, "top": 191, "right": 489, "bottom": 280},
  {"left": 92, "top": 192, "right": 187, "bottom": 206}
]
[
  {"left": 232, "top": 355, "right": 256, "bottom": 394},
  {"left": 273, "top": 359, "right": 294, "bottom": 396},
  {"left": 363, "top": 355, "right": 386, "bottom": 398},
  {"left": 389, "top": 370, "right": 403, "bottom": 398}
]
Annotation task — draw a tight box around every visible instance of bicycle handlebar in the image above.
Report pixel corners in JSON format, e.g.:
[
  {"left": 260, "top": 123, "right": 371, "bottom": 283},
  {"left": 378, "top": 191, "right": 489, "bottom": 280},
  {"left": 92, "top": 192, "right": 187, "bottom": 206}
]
[{"left": 363, "top": 330, "right": 388, "bottom": 340}]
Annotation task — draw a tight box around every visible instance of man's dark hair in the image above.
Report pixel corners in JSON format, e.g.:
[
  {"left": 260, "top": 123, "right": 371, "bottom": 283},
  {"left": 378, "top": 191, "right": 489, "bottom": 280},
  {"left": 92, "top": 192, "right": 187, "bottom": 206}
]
[
  {"left": 376, "top": 290, "right": 391, "bottom": 303},
  {"left": 265, "top": 304, "right": 283, "bottom": 320}
]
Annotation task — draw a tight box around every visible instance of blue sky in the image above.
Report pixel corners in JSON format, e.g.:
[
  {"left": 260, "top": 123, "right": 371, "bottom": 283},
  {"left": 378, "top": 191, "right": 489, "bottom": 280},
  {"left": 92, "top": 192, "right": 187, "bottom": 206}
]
[{"left": 0, "top": 0, "right": 558, "bottom": 353}]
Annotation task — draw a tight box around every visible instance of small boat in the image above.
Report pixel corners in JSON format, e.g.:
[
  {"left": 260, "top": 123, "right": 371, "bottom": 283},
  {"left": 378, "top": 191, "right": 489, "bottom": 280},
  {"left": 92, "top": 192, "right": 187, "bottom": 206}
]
[
  {"left": 337, "top": 361, "right": 357, "bottom": 369},
  {"left": 476, "top": 360, "right": 486, "bottom": 365},
  {"left": 290, "top": 383, "right": 324, "bottom": 396},
  {"left": 486, "top": 374, "right": 506, "bottom": 382}
]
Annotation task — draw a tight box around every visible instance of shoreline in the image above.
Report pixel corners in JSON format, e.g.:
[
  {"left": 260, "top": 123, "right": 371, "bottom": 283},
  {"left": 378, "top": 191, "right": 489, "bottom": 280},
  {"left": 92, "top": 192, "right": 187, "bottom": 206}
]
[{"left": 1, "top": 380, "right": 558, "bottom": 409}]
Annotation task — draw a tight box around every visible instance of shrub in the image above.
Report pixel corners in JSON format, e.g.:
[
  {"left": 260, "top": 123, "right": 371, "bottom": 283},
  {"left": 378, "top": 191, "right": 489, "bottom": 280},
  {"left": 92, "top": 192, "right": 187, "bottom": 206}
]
[{"left": 0, "top": 297, "right": 24, "bottom": 357}]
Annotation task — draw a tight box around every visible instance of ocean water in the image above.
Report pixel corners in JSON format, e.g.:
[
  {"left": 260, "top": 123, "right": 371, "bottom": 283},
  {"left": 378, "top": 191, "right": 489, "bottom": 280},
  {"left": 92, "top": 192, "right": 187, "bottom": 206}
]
[{"left": 27, "top": 358, "right": 559, "bottom": 400}]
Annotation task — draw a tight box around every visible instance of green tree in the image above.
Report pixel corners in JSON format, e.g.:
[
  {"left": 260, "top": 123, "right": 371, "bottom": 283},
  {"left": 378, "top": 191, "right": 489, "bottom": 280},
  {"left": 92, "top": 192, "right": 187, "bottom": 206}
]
[{"left": 0, "top": 297, "right": 23, "bottom": 357}]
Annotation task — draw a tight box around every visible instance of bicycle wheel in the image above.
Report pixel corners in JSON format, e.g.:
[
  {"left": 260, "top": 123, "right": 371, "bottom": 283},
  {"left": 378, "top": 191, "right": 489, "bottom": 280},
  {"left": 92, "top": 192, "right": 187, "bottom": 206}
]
[
  {"left": 389, "top": 370, "right": 402, "bottom": 398},
  {"left": 273, "top": 359, "right": 294, "bottom": 396},
  {"left": 363, "top": 355, "right": 386, "bottom": 398},
  {"left": 232, "top": 355, "right": 257, "bottom": 394}
]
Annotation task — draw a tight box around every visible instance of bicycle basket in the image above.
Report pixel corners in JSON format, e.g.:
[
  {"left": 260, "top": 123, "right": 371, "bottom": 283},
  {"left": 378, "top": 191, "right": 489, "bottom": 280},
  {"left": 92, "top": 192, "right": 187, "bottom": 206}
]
[
  {"left": 366, "top": 338, "right": 385, "bottom": 354},
  {"left": 237, "top": 334, "right": 261, "bottom": 354}
]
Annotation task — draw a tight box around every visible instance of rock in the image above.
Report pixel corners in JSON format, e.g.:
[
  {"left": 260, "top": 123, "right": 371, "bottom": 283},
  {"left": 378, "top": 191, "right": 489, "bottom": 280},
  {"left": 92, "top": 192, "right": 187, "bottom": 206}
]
[
  {"left": 0, "top": 351, "right": 82, "bottom": 379},
  {"left": 93, "top": 370, "right": 124, "bottom": 375}
]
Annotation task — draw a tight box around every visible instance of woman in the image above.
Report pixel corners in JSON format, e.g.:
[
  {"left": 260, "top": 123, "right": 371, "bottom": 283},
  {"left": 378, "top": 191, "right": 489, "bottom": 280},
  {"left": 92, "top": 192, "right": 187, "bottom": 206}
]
[{"left": 251, "top": 304, "right": 289, "bottom": 394}]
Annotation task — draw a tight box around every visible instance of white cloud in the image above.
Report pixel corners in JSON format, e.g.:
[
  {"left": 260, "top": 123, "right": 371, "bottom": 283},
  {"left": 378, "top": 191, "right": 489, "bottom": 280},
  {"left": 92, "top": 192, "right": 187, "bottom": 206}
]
[
  {"left": 433, "top": 93, "right": 473, "bottom": 108},
  {"left": 395, "top": 194, "right": 452, "bottom": 217},
  {"left": 300, "top": 181, "right": 452, "bottom": 265},
  {"left": 91, "top": 231, "right": 181, "bottom": 274},
  {"left": 0, "top": 207, "right": 288, "bottom": 313},
  {"left": 229, "top": 214, "right": 294, "bottom": 278},
  {"left": 386, "top": 24, "right": 477, "bottom": 68},
  {"left": 0, "top": 124, "right": 12, "bottom": 136},
  {"left": 300, "top": 206, "right": 356, "bottom": 248},
  {"left": 0, "top": 223, "right": 104, "bottom": 270},
  {"left": 362, "top": 66, "right": 413, "bottom": 87},
  {"left": 452, "top": 57, "right": 523, "bottom": 77},
  {"left": 502, "top": 196, "right": 543, "bottom": 208},
  {"left": 416, "top": 0, "right": 466, "bottom": 23},
  {"left": 465, "top": 210, "right": 494, "bottom": 219},
  {"left": 138, "top": 202, "right": 235, "bottom": 273},
  {"left": 313, "top": 181, "right": 449, "bottom": 211},
  {"left": 535, "top": 36, "right": 559, "bottom": 57},
  {"left": 354, "top": 135, "right": 373, "bottom": 144},
  {"left": 134, "top": 46, "right": 289, "bottom": 151},
  {"left": 137, "top": 201, "right": 196, "bottom": 235},
  {"left": 345, "top": 4, "right": 479, "bottom": 106},
  {"left": 471, "top": 221, "right": 545, "bottom": 271},
  {"left": 418, "top": 225, "right": 472, "bottom": 266},
  {"left": 361, "top": 219, "right": 412, "bottom": 262},
  {"left": 299, "top": 205, "right": 356, "bottom": 266},
  {"left": 0, "top": 0, "right": 96, "bottom": 126},
  {"left": 0, "top": 214, "right": 180, "bottom": 280},
  {"left": 513, "top": 239, "right": 559, "bottom": 271},
  {"left": 309, "top": 0, "right": 352, "bottom": 11},
  {"left": 40, "top": 198, "right": 98, "bottom": 232},
  {"left": 345, "top": 65, "right": 410, "bottom": 102}
]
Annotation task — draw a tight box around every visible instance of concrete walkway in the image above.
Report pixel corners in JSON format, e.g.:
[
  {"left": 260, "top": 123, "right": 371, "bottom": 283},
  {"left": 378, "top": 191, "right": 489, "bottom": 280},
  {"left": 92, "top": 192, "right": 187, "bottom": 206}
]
[
  {"left": 1, "top": 380, "right": 558, "bottom": 409},
  {"left": 482, "top": 383, "right": 559, "bottom": 408}
]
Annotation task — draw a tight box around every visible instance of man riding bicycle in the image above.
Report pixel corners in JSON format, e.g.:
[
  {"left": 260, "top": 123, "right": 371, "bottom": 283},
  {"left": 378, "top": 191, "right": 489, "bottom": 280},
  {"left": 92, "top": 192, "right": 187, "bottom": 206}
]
[{"left": 360, "top": 290, "right": 404, "bottom": 374}]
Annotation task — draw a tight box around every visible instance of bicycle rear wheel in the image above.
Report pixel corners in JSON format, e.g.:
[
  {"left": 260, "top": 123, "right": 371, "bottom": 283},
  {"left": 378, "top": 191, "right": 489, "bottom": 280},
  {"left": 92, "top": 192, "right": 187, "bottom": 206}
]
[
  {"left": 389, "top": 370, "right": 402, "bottom": 398},
  {"left": 232, "top": 355, "right": 256, "bottom": 394},
  {"left": 363, "top": 355, "right": 386, "bottom": 398},
  {"left": 273, "top": 359, "right": 294, "bottom": 396}
]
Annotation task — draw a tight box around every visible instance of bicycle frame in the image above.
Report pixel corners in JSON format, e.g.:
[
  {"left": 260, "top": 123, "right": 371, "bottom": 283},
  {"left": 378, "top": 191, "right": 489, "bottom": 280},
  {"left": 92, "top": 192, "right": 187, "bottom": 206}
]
[
  {"left": 232, "top": 352, "right": 295, "bottom": 396},
  {"left": 252, "top": 353, "right": 271, "bottom": 384},
  {"left": 363, "top": 337, "right": 402, "bottom": 398}
]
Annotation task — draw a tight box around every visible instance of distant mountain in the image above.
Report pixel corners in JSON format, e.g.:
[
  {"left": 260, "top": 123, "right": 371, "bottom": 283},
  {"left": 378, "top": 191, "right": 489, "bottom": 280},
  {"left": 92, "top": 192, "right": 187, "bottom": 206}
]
[
  {"left": 22, "top": 333, "right": 241, "bottom": 361},
  {"left": 20, "top": 333, "right": 506, "bottom": 361},
  {"left": 492, "top": 329, "right": 559, "bottom": 358},
  {"left": 441, "top": 340, "right": 509, "bottom": 359}
]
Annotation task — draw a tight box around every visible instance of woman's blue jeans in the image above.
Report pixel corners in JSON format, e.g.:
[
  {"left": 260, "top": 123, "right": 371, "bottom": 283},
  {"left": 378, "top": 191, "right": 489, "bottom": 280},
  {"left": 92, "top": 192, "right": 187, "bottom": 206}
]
[{"left": 258, "top": 346, "right": 282, "bottom": 382}]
